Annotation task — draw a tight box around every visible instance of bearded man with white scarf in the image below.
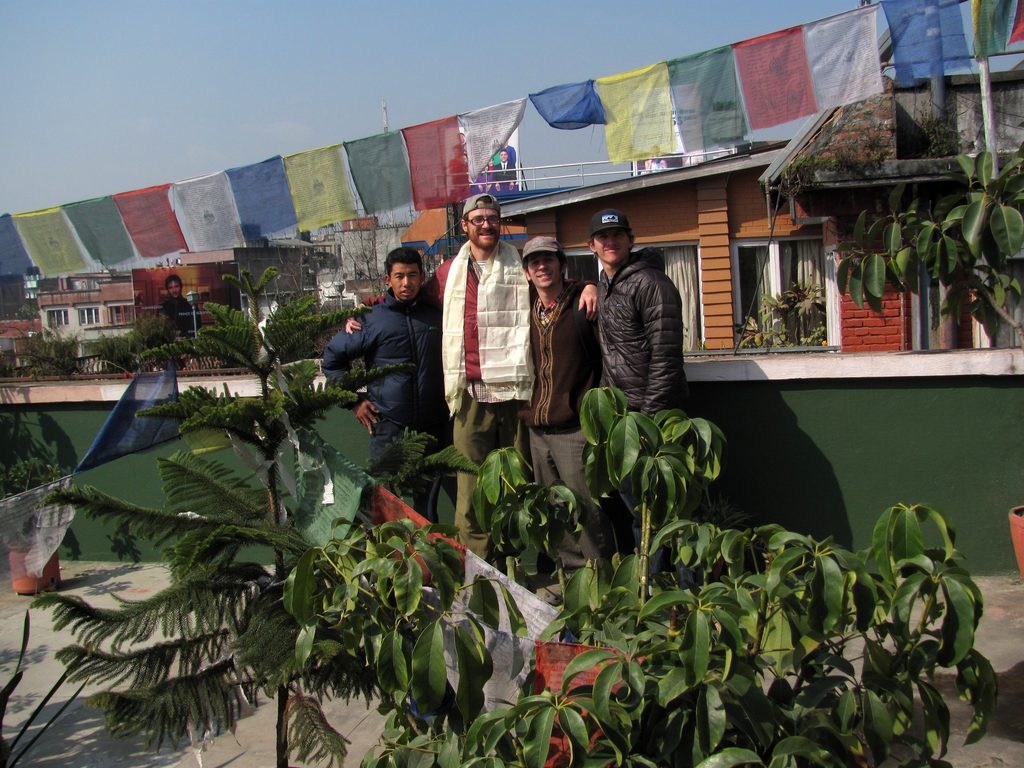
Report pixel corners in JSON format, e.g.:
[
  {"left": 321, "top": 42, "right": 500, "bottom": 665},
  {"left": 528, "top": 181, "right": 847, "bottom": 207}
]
[{"left": 344, "top": 193, "right": 596, "bottom": 560}]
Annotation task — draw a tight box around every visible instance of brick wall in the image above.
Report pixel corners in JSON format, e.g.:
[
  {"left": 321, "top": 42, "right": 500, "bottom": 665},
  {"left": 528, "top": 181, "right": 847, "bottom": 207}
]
[{"left": 839, "top": 288, "right": 910, "bottom": 351}]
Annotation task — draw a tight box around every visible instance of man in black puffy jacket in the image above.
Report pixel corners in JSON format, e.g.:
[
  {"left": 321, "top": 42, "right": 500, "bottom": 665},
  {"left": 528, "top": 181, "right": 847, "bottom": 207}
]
[
  {"left": 589, "top": 209, "right": 690, "bottom": 569},
  {"left": 588, "top": 209, "right": 688, "bottom": 414},
  {"left": 322, "top": 247, "right": 453, "bottom": 520}
]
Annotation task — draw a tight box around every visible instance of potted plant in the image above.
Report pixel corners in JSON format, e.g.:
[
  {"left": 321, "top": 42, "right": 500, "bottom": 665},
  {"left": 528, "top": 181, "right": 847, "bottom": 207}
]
[
  {"left": 0, "top": 464, "right": 68, "bottom": 596},
  {"left": 1009, "top": 505, "right": 1024, "bottom": 580}
]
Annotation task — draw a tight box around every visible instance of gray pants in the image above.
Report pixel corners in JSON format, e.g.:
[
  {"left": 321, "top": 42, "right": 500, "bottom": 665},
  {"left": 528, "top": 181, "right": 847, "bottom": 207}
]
[{"left": 529, "top": 426, "right": 616, "bottom": 569}]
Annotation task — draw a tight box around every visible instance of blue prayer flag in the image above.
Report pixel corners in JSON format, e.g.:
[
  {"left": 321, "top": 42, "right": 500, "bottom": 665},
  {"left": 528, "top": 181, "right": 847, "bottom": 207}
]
[
  {"left": 529, "top": 80, "right": 606, "bottom": 130},
  {"left": 0, "top": 214, "right": 32, "bottom": 277},
  {"left": 74, "top": 366, "right": 180, "bottom": 474},
  {"left": 225, "top": 156, "right": 298, "bottom": 241},
  {"left": 882, "top": 0, "right": 972, "bottom": 86}
]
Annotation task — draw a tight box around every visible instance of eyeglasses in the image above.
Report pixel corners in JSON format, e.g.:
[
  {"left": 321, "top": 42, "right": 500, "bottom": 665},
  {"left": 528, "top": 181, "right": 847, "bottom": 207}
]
[{"left": 467, "top": 215, "right": 500, "bottom": 227}]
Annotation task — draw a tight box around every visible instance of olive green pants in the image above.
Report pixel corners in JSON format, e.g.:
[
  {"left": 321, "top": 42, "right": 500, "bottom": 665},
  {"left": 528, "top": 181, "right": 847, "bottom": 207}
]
[{"left": 452, "top": 395, "right": 529, "bottom": 559}]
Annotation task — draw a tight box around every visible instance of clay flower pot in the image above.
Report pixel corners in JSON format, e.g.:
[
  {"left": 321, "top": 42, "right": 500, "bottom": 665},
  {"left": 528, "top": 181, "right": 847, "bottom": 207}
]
[
  {"left": 1009, "top": 506, "right": 1024, "bottom": 581},
  {"left": 8, "top": 550, "right": 61, "bottom": 595}
]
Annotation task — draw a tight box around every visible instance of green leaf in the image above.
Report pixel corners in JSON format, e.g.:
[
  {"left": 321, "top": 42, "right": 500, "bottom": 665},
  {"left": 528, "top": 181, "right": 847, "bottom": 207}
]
[
  {"left": 682, "top": 610, "right": 711, "bottom": 685},
  {"left": 891, "top": 246, "right": 914, "bottom": 285},
  {"left": 696, "top": 684, "right": 725, "bottom": 754},
  {"left": 852, "top": 210, "right": 867, "bottom": 244},
  {"left": 694, "top": 748, "right": 764, "bottom": 768},
  {"left": 862, "top": 690, "right": 893, "bottom": 763},
  {"left": 377, "top": 630, "right": 411, "bottom": 696},
  {"left": 394, "top": 559, "right": 423, "bottom": 617},
  {"left": 961, "top": 199, "right": 988, "bottom": 258},
  {"left": 990, "top": 203, "right": 1024, "bottom": 256},
  {"left": 862, "top": 253, "right": 886, "bottom": 309},
  {"left": 580, "top": 387, "right": 626, "bottom": 445},
  {"left": 847, "top": 261, "right": 864, "bottom": 309},
  {"left": 468, "top": 578, "right": 501, "bottom": 627},
  {"left": 608, "top": 415, "right": 641, "bottom": 479},
  {"left": 809, "top": 554, "right": 843, "bottom": 634},
  {"left": 938, "top": 576, "right": 976, "bottom": 666},
  {"left": 592, "top": 660, "right": 622, "bottom": 722},
  {"left": 657, "top": 667, "right": 690, "bottom": 705},
  {"left": 454, "top": 621, "right": 490, "bottom": 720},
  {"left": 638, "top": 589, "right": 688, "bottom": 623},
  {"left": 883, "top": 221, "right": 902, "bottom": 256},
  {"left": 836, "top": 257, "right": 852, "bottom": 296},
  {"left": 916, "top": 679, "right": 950, "bottom": 755},
  {"left": 768, "top": 736, "right": 832, "bottom": 767},
  {"left": 283, "top": 548, "right": 317, "bottom": 625},
  {"left": 956, "top": 153, "right": 976, "bottom": 180},
  {"left": 977, "top": 151, "right": 994, "bottom": 187},
  {"left": 887, "top": 183, "right": 906, "bottom": 214},
  {"left": 562, "top": 648, "right": 617, "bottom": 693},
  {"left": 294, "top": 621, "right": 316, "bottom": 668},
  {"left": 523, "top": 706, "right": 557, "bottom": 768},
  {"left": 891, "top": 506, "right": 925, "bottom": 563},
  {"left": 560, "top": 706, "right": 590, "bottom": 758},
  {"left": 410, "top": 620, "right": 447, "bottom": 713},
  {"left": 835, "top": 689, "right": 857, "bottom": 731}
]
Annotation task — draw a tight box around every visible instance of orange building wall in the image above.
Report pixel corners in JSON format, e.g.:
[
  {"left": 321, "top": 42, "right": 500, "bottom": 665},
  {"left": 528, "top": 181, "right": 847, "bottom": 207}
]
[{"left": 523, "top": 166, "right": 821, "bottom": 351}]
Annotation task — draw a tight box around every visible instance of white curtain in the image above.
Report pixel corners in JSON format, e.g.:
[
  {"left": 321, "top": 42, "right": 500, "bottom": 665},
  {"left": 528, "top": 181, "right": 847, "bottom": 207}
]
[
  {"left": 781, "top": 239, "right": 824, "bottom": 289},
  {"left": 662, "top": 244, "right": 701, "bottom": 351}
]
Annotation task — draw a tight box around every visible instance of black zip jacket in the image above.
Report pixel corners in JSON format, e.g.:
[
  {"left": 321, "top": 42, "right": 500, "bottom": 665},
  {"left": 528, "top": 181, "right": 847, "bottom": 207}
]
[{"left": 322, "top": 290, "right": 446, "bottom": 430}]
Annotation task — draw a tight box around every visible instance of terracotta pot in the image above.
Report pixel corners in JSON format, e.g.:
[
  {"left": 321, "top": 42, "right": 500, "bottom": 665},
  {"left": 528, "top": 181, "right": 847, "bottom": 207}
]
[
  {"left": 1009, "top": 506, "right": 1024, "bottom": 581},
  {"left": 8, "top": 551, "right": 61, "bottom": 595}
]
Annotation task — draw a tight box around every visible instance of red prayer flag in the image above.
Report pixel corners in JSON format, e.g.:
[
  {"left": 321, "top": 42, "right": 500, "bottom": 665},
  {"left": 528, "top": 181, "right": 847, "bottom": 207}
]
[
  {"left": 733, "top": 26, "right": 817, "bottom": 130},
  {"left": 113, "top": 184, "right": 186, "bottom": 259},
  {"left": 402, "top": 116, "right": 471, "bottom": 211},
  {"left": 1010, "top": 1, "right": 1024, "bottom": 44}
]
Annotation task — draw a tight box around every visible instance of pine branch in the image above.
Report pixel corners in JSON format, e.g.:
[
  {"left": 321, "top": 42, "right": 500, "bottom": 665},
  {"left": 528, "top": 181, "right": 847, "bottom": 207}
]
[
  {"left": 35, "top": 564, "right": 267, "bottom": 648},
  {"left": 326, "top": 363, "right": 414, "bottom": 402},
  {"left": 167, "top": 524, "right": 308, "bottom": 579},
  {"left": 44, "top": 485, "right": 213, "bottom": 546},
  {"left": 156, "top": 451, "right": 266, "bottom": 524},
  {"left": 55, "top": 629, "right": 232, "bottom": 689},
  {"left": 370, "top": 435, "right": 475, "bottom": 499},
  {"left": 285, "top": 690, "right": 350, "bottom": 768},
  {"left": 87, "top": 657, "right": 241, "bottom": 750}
]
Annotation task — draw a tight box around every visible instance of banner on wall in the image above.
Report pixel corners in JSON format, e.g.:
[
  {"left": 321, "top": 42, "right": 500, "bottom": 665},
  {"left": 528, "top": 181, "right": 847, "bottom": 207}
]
[{"left": 131, "top": 263, "right": 240, "bottom": 339}]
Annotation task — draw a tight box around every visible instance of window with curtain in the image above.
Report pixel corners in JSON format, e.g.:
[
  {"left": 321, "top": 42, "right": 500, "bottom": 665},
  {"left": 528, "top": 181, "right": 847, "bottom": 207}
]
[
  {"left": 661, "top": 244, "right": 702, "bottom": 351},
  {"left": 733, "top": 239, "right": 827, "bottom": 348},
  {"left": 565, "top": 246, "right": 702, "bottom": 351}
]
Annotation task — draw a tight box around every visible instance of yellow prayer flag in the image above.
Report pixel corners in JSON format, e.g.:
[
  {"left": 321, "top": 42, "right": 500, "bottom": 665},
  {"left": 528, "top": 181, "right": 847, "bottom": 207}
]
[
  {"left": 13, "top": 207, "right": 87, "bottom": 276},
  {"left": 283, "top": 146, "right": 357, "bottom": 231},
  {"left": 597, "top": 63, "right": 675, "bottom": 164}
]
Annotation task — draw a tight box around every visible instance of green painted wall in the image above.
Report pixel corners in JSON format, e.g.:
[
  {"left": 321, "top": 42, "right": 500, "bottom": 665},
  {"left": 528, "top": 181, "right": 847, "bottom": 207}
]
[
  {"left": 1, "top": 404, "right": 371, "bottom": 563},
  {"left": 3, "top": 374, "right": 1022, "bottom": 574},
  {"left": 688, "top": 376, "right": 1024, "bottom": 574}
]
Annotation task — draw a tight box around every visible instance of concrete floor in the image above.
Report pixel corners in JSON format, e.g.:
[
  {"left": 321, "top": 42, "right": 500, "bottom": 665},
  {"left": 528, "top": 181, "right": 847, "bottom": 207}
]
[{"left": 1, "top": 560, "right": 1022, "bottom": 767}]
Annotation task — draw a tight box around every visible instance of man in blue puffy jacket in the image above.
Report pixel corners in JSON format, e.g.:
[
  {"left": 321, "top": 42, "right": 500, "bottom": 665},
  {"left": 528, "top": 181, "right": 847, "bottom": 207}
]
[{"left": 322, "top": 247, "right": 453, "bottom": 520}]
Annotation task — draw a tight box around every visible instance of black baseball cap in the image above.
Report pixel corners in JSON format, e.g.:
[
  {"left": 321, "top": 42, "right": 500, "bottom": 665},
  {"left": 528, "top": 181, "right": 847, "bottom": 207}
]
[{"left": 590, "top": 209, "right": 632, "bottom": 236}]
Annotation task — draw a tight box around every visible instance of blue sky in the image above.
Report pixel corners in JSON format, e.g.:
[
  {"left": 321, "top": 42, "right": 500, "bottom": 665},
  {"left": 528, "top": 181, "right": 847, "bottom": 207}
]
[{"left": 0, "top": 1, "right": 903, "bottom": 215}]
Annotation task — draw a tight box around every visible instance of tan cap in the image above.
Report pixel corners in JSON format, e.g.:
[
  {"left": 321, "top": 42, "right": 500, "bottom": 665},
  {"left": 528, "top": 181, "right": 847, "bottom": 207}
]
[
  {"left": 522, "top": 236, "right": 565, "bottom": 262},
  {"left": 462, "top": 193, "right": 501, "bottom": 218}
]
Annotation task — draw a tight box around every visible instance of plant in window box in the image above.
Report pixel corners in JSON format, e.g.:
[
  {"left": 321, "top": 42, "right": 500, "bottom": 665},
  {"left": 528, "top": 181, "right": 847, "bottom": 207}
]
[{"left": 840, "top": 149, "right": 1024, "bottom": 347}]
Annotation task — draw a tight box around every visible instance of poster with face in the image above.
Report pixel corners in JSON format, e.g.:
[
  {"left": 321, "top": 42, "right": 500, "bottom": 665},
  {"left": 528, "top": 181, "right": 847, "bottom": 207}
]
[
  {"left": 471, "top": 129, "right": 521, "bottom": 194},
  {"left": 132, "top": 263, "right": 239, "bottom": 337}
]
